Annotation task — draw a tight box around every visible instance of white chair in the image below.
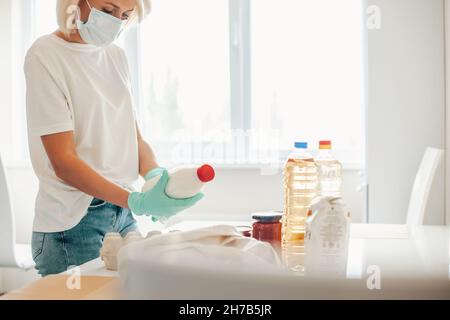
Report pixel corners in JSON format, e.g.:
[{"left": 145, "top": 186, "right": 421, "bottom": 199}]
[
  {"left": 0, "top": 153, "right": 35, "bottom": 269},
  {"left": 406, "top": 147, "right": 444, "bottom": 226}
]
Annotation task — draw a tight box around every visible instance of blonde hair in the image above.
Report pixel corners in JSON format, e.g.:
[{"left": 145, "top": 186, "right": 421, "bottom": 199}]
[{"left": 57, "top": 0, "right": 151, "bottom": 35}]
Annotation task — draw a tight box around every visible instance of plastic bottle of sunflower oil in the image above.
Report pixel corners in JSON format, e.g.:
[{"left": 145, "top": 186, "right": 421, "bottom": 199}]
[
  {"left": 282, "top": 142, "right": 319, "bottom": 272},
  {"left": 315, "top": 141, "right": 342, "bottom": 197}
]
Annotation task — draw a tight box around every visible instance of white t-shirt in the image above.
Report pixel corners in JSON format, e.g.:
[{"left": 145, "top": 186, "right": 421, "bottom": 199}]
[{"left": 25, "top": 34, "right": 139, "bottom": 233}]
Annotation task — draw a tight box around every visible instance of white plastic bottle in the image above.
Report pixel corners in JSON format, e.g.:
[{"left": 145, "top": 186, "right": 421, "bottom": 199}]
[
  {"left": 142, "top": 164, "right": 215, "bottom": 198},
  {"left": 305, "top": 196, "right": 350, "bottom": 278},
  {"left": 315, "top": 141, "right": 342, "bottom": 197}
]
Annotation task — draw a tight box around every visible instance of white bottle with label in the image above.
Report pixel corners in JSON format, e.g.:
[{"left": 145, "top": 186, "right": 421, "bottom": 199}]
[
  {"left": 304, "top": 196, "right": 350, "bottom": 278},
  {"left": 142, "top": 164, "right": 215, "bottom": 198}
]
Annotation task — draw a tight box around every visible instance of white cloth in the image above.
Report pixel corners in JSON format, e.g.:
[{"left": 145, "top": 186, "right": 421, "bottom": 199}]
[
  {"left": 117, "top": 225, "right": 286, "bottom": 298},
  {"left": 25, "top": 34, "right": 139, "bottom": 232},
  {"left": 118, "top": 225, "right": 282, "bottom": 271}
]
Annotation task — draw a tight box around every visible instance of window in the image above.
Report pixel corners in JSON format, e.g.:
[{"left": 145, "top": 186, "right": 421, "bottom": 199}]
[
  {"left": 134, "top": 0, "right": 366, "bottom": 167},
  {"left": 134, "top": 0, "right": 232, "bottom": 164},
  {"left": 9, "top": 0, "right": 58, "bottom": 164},
  {"left": 138, "top": 0, "right": 231, "bottom": 141},
  {"left": 251, "top": 0, "right": 365, "bottom": 165},
  {"left": 10, "top": 0, "right": 366, "bottom": 169}
]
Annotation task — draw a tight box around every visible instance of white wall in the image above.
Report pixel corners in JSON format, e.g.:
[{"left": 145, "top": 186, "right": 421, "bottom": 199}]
[{"left": 367, "top": 0, "right": 446, "bottom": 224}]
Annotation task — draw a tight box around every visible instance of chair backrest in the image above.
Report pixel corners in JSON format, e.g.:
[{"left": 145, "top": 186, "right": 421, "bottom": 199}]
[
  {"left": 406, "top": 147, "right": 444, "bottom": 226},
  {"left": 0, "top": 153, "right": 18, "bottom": 267}
]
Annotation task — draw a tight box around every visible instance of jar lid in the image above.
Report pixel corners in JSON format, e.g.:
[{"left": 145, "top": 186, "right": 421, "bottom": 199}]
[{"left": 252, "top": 211, "right": 283, "bottom": 222}]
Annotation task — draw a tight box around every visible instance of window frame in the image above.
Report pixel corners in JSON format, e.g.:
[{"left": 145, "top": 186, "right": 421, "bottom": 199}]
[
  {"left": 124, "top": 0, "right": 259, "bottom": 168},
  {"left": 125, "top": 0, "right": 251, "bottom": 133}
]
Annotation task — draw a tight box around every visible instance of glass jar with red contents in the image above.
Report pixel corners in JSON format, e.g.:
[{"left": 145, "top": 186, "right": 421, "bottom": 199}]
[{"left": 252, "top": 212, "right": 283, "bottom": 248}]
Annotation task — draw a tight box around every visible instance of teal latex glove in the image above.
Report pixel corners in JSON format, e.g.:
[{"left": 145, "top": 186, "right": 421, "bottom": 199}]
[
  {"left": 144, "top": 167, "right": 165, "bottom": 181},
  {"left": 143, "top": 168, "right": 173, "bottom": 222},
  {"left": 128, "top": 169, "right": 204, "bottom": 221}
]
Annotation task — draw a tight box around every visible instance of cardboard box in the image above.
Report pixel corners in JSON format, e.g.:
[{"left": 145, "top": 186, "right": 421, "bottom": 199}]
[{"left": 0, "top": 275, "right": 121, "bottom": 300}]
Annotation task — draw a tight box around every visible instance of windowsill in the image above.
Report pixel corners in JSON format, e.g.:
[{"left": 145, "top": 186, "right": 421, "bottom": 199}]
[
  {"left": 209, "top": 162, "right": 364, "bottom": 171},
  {"left": 163, "top": 159, "right": 364, "bottom": 171},
  {"left": 4, "top": 160, "right": 364, "bottom": 172}
]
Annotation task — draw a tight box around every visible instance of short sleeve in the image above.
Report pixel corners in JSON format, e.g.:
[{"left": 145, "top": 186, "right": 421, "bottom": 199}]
[{"left": 24, "top": 56, "right": 74, "bottom": 137}]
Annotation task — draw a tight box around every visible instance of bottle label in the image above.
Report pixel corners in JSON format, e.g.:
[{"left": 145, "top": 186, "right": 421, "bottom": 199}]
[{"left": 304, "top": 197, "right": 350, "bottom": 277}]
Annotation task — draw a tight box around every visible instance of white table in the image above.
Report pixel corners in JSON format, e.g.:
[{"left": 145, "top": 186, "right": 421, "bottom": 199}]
[{"left": 79, "top": 222, "right": 450, "bottom": 299}]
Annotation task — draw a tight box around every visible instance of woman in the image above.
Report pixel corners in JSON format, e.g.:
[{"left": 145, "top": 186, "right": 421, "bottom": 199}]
[{"left": 25, "top": 0, "right": 203, "bottom": 277}]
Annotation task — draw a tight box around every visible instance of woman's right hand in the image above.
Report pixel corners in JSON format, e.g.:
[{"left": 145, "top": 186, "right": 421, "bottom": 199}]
[{"left": 128, "top": 169, "right": 204, "bottom": 220}]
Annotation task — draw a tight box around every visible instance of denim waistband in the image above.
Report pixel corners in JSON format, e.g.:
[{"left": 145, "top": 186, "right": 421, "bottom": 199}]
[{"left": 89, "top": 197, "right": 105, "bottom": 206}]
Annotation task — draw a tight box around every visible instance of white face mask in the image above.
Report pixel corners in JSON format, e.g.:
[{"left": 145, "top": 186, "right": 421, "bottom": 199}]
[{"left": 76, "top": 0, "right": 124, "bottom": 47}]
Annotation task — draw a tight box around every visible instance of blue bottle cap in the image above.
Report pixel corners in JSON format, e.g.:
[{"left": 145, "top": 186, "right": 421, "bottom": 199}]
[{"left": 294, "top": 142, "right": 308, "bottom": 149}]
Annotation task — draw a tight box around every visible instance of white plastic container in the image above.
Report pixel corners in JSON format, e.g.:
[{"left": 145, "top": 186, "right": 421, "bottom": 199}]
[
  {"left": 100, "top": 232, "right": 123, "bottom": 271},
  {"left": 123, "top": 231, "right": 144, "bottom": 246},
  {"left": 100, "top": 231, "right": 159, "bottom": 271},
  {"left": 142, "top": 164, "right": 215, "bottom": 198},
  {"left": 304, "top": 196, "right": 350, "bottom": 278}
]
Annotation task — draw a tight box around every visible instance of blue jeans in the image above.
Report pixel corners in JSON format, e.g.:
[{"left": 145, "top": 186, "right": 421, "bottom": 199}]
[{"left": 31, "top": 198, "right": 138, "bottom": 277}]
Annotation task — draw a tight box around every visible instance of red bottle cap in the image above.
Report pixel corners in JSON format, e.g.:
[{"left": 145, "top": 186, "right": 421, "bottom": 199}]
[
  {"left": 197, "top": 164, "right": 215, "bottom": 183},
  {"left": 319, "top": 140, "right": 332, "bottom": 149}
]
